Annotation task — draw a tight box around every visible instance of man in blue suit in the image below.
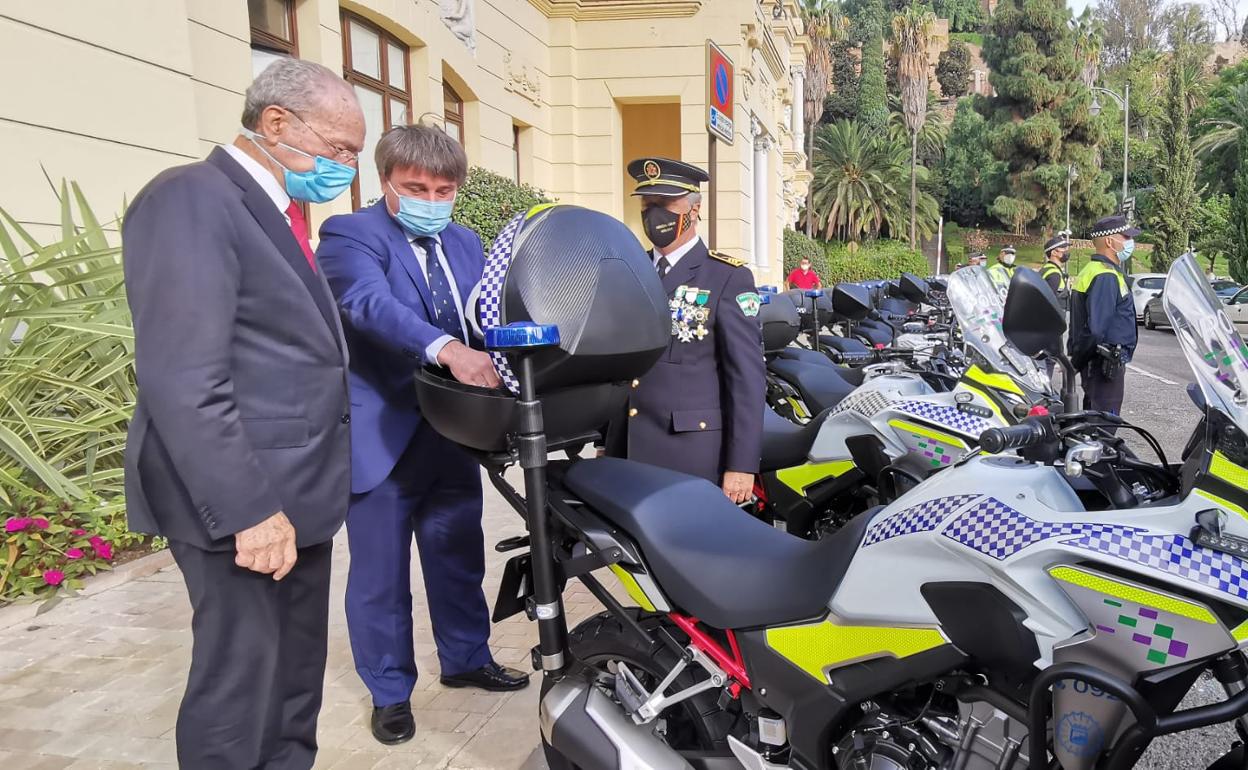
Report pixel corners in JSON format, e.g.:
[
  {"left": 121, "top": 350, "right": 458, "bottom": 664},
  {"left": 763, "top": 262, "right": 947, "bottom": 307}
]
[{"left": 317, "top": 125, "right": 529, "bottom": 747}]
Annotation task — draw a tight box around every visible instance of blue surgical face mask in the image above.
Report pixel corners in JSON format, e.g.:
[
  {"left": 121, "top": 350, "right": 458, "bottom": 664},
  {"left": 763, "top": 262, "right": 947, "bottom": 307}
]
[
  {"left": 1117, "top": 238, "right": 1136, "bottom": 262},
  {"left": 388, "top": 182, "right": 455, "bottom": 237},
  {"left": 241, "top": 127, "right": 356, "bottom": 203}
]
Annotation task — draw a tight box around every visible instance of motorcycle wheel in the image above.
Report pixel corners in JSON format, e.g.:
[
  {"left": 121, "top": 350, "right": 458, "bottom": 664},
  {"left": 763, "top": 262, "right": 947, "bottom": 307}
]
[{"left": 541, "top": 609, "right": 735, "bottom": 770}]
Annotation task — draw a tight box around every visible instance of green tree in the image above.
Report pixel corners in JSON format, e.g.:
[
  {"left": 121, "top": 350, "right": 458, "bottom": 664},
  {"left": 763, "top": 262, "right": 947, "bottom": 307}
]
[
  {"left": 936, "top": 40, "right": 972, "bottom": 98},
  {"left": 454, "top": 167, "right": 553, "bottom": 248},
  {"left": 856, "top": 0, "right": 890, "bottom": 133},
  {"left": 936, "top": 98, "right": 1000, "bottom": 225},
  {"left": 977, "top": 0, "right": 1114, "bottom": 234},
  {"left": 888, "top": 98, "right": 948, "bottom": 164},
  {"left": 801, "top": 0, "right": 852, "bottom": 236},
  {"left": 1149, "top": 53, "right": 1199, "bottom": 271},
  {"left": 1195, "top": 65, "right": 1248, "bottom": 194},
  {"left": 1232, "top": 137, "right": 1248, "bottom": 283},
  {"left": 892, "top": 5, "right": 937, "bottom": 247},
  {"left": 1194, "top": 193, "right": 1232, "bottom": 274},
  {"left": 1071, "top": 8, "right": 1103, "bottom": 89},
  {"left": 809, "top": 120, "right": 940, "bottom": 241},
  {"left": 933, "top": 0, "right": 983, "bottom": 32},
  {"left": 823, "top": 40, "right": 861, "bottom": 122}
]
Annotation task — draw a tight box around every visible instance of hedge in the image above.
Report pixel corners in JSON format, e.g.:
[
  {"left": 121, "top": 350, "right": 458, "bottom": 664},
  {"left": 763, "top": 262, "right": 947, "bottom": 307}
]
[
  {"left": 783, "top": 230, "right": 931, "bottom": 284},
  {"left": 453, "top": 167, "right": 554, "bottom": 249}
]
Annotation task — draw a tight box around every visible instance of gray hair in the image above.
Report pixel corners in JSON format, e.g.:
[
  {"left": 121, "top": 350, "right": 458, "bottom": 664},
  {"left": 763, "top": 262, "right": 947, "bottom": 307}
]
[
  {"left": 241, "top": 58, "right": 348, "bottom": 129},
  {"left": 375, "top": 125, "right": 468, "bottom": 184},
  {"left": 686, "top": 192, "right": 703, "bottom": 207}
]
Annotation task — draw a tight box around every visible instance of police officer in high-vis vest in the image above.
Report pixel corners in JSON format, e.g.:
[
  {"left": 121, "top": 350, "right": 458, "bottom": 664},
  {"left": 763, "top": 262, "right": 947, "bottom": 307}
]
[
  {"left": 1040, "top": 235, "right": 1072, "bottom": 309},
  {"left": 1068, "top": 215, "right": 1141, "bottom": 415},
  {"left": 988, "top": 245, "right": 1017, "bottom": 289},
  {"left": 614, "top": 157, "right": 766, "bottom": 503}
]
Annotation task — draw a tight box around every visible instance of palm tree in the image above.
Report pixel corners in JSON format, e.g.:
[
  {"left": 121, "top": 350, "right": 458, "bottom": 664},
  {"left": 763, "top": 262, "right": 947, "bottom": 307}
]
[
  {"left": 800, "top": 0, "right": 851, "bottom": 236},
  {"left": 1195, "top": 82, "right": 1248, "bottom": 194},
  {"left": 890, "top": 5, "right": 936, "bottom": 248},
  {"left": 887, "top": 96, "right": 948, "bottom": 164},
  {"left": 809, "top": 120, "right": 939, "bottom": 242},
  {"left": 1071, "top": 8, "right": 1104, "bottom": 89}
]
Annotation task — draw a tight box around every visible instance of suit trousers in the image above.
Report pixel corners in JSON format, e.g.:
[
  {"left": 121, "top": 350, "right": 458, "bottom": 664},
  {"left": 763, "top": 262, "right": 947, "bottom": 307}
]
[
  {"left": 1081, "top": 365, "right": 1126, "bottom": 416},
  {"left": 170, "top": 538, "right": 333, "bottom": 770},
  {"left": 344, "top": 421, "right": 492, "bottom": 707}
]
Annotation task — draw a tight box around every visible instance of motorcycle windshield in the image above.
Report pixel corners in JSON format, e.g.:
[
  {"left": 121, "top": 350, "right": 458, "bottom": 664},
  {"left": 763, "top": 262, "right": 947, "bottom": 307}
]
[
  {"left": 1163, "top": 253, "right": 1248, "bottom": 429},
  {"left": 947, "top": 266, "right": 1052, "bottom": 394}
]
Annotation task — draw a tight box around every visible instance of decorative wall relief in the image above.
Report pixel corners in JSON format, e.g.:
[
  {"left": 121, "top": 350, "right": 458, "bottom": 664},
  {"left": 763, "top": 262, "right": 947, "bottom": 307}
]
[
  {"left": 504, "top": 50, "right": 542, "bottom": 104},
  {"left": 440, "top": 0, "right": 477, "bottom": 55}
]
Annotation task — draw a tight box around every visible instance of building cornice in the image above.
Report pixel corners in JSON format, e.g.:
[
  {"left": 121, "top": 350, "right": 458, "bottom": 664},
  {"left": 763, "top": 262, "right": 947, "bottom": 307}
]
[{"left": 526, "top": 0, "right": 702, "bottom": 20}]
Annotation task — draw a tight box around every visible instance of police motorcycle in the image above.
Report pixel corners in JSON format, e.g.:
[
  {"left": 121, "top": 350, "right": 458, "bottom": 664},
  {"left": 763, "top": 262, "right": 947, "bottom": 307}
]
[
  {"left": 754, "top": 265, "right": 1059, "bottom": 538},
  {"left": 418, "top": 204, "right": 1248, "bottom": 770}
]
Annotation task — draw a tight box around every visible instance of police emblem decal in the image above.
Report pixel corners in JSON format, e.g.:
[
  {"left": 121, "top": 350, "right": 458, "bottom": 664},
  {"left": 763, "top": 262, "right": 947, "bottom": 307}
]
[
  {"left": 1057, "top": 711, "right": 1103, "bottom": 758},
  {"left": 736, "top": 292, "right": 762, "bottom": 317},
  {"left": 643, "top": 160, "right": 661, "bottom": 180}
]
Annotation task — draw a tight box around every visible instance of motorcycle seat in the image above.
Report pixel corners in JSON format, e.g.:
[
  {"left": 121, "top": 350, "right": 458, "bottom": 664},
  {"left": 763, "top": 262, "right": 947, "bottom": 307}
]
[
  {"left": 776, "top": 347, "right": 866, "bottom": 386},
  {"left": 768, "top": 358, "right": 855, "bottom": 414},
  {"left": 562, "top": 458, "right": 876, "bottom": 629},
  {"left": 761, "top": 407, "right": 829, "bottom": 472}
]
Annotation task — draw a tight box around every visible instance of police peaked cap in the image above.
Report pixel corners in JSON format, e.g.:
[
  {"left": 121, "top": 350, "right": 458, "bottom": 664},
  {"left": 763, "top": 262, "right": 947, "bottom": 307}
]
[
  {"left": 1089, "top": 214, "right": 1142, "bottom": 239},
  {"left": 1043, "top": 236, "right": 1071, "bottom": 254},
  {"left": 628, "top": 157, "right": 710, "bottom": 198}
]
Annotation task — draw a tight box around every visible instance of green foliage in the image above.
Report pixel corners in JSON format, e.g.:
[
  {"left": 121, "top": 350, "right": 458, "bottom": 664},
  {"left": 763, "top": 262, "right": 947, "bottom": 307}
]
[
  {"left": 1149, "top": 55, "right": 1199, "bottom": 271},
  {"left": 936, "top": 99, "right": 1002, "bottom": 226},
  {"left": 783, "top": 229, "right": 824, "bottom": 271},
  {"left": 0, "top": 183, "right": 133, "bottom": 503},
  {"left": 936, "top": 41, "right": 973, "bottom": 99},
  {"left": 1195, "top": 63, "right": 1248, "bottom": 194},
  {"left": 1194, "top": 193, "right": 1233, "bottom": 271},
  {"left": 1231, "top": 138, "right": 1248, "bottom": 284},
  {"left": 823, "top": 40, "right": 861, "bottom": 123},
  {"left": 948, "top": 31, "right": 984, "bottom": 46},
  {"left": 1, "top": 491, "right": 141, "bottom": 604},
  {"left": 453, "top": 167, "right": 553, "bottom": 249},
  {"left": 808, "top": 120, "right": 941, "bottom": 242},
  {"left": 856, "top": 0, "right": 890, "bottom": 134},
  {"left": 888, "top": 99, "right": 949, "bottom": 165},
  {"left": 977, "top": 0, "right": 1114, "bottom": 233},
  {"left": 782, "top": 237, "right": 930, "bottom": 282},
  {"left": 933, "top": 0, "right": 983, "bottom": 32}
]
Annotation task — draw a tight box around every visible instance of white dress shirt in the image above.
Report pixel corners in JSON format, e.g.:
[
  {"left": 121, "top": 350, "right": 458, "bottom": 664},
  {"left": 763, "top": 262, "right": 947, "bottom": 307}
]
[
  {"left": 409, "top": 232, "right": 470, "bottom": 363},
  {"left": 653, "top": 236, "right": 704, "bottom": 273},
  {"left": 223, "top": 143, "right": 291, "bottom": 223}
]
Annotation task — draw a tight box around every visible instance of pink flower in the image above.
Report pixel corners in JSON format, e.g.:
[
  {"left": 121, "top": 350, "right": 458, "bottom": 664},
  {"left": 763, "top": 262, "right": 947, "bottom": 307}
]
[
  {"left": 4, "top": 517, "right": 31, "bottom": 533},
  {"left": 31, "top": 518, "right": 49, "bottom": 530},
  {"left": 88, "top": 535, "right": 105, "bottom": 549},
  {"left": 66, "top": 548, "right": 84, "bottom": 560},
  {"left": 72, "top": 529, "right": 86, "bottom": 536},
  {"left": 43, "top": 570, "right": 65, "bottom": 586},
  {"left": 92, "top": 541, "right": 113, "bottom": 561}
]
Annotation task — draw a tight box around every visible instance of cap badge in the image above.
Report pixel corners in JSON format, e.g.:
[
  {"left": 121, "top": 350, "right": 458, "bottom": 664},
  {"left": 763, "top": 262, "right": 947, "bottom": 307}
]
[{"left": 643, "top": 160, "right": 661, "bottom": 180}]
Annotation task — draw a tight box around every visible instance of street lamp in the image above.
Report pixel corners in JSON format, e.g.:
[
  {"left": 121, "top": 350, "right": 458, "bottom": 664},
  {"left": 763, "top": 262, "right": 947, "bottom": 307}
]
[
  {"left": 1065, "top": 163, "right": 1078, "bottom": 234},
  {"left": 1090, "top": 84, "right": 1131, "bottom": 215}
]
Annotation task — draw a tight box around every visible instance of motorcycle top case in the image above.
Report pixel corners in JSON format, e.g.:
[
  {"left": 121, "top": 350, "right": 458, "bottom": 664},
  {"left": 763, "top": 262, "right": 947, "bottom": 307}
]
[
  {"left": 759, "top": 291, "right": 800, "bottom": 353},
  {"left": 415, "top": 204, "right": 670, "bottom": 452}
]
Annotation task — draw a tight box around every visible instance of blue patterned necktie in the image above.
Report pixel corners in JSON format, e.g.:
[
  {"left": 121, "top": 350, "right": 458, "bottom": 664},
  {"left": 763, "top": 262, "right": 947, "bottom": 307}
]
[{"left": 416, "top": 236, "right": 465, "bottom": 343}]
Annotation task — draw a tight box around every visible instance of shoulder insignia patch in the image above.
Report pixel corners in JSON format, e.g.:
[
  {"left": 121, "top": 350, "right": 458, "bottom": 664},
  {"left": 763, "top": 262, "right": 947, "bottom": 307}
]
[
  {"left": 736, "top": 292, "right": 762, "bottom": 317},
  {"left": 709, "top": 250, "right": 747, "bottom": 268}
]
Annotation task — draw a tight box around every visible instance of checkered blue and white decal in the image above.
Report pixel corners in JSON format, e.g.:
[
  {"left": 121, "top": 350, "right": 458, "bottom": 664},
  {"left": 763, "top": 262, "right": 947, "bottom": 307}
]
[
  {"left": 479, "top": 212, "right": 527, "bottom": 394},
  {"left": 894, "top": 400, "right": 993, "bottom": 436},
  {"left": 942, "top": 498, "right": 1140, "bottom": 561},
  {"left": 1071, "top": 530, "right": 1248, "bottom": 602},
  {"left": 864, "top": 494, "right": 981, "bottom": 546},
  {"left": 832, "top": 389, "right": 892, "bottom": 418}
]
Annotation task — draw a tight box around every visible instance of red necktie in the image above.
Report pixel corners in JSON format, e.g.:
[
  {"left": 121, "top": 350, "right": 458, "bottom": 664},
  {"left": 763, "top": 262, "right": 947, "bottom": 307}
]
[{"left": 285, "top": 201, "right": 316, "bottom": 273}]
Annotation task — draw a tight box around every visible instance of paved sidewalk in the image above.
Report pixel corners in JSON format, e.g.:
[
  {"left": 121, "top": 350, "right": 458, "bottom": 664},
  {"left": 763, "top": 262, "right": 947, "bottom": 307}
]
[{"left": 0, "top": 469, "right": 608, "bottom": 769}]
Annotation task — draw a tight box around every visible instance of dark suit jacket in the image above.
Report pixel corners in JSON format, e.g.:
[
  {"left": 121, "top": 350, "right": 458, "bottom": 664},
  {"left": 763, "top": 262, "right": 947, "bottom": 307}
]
[
  {"left": 622, "top": 239, "right": 766, "bottom": 481},
  {"left": 122, "top": 147, "right": 351, "bottom": 551},
  {"left": 316, "top": 202, "right": 485, "bottom": 494}
]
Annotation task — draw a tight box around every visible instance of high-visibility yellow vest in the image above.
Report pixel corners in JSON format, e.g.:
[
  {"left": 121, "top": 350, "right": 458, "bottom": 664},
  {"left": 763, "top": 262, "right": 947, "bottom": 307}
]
[
  {"left": 1040, "top": 261, "right": 1067, "bottom": 293},
  {"left": 1072, "top": 259, "right": 1127, "bottom": 297}
]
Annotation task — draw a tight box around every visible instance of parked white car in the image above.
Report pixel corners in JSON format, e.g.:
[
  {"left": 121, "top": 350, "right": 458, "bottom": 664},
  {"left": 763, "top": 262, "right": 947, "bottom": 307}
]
[{"left": 1127, "top": 273, "right": 1166, "bottom": 321}]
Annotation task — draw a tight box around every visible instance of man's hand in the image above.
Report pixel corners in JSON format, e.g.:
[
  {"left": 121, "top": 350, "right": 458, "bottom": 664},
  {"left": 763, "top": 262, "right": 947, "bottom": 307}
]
[
  {"left": 235, "top": 511, "right": 297, "bottom": 580},
  {"left": 438, "top": 341, "right": 502, "bottom": 389},
  {"left": 722, "top": 471, "right": 754, "bottom": 504}
]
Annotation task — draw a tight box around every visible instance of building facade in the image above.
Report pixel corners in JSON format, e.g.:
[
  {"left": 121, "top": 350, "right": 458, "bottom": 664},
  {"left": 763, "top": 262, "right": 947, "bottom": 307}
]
[{"left": 1, "top": 0, "right": 809, "bottom": 284}]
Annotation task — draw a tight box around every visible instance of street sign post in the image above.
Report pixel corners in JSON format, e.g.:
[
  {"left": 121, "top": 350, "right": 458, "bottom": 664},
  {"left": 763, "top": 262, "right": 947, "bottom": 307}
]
[
  {"left": 1122, "top": 195, "right": 1136, "bottom": 220},
  {"left": 706, "top": 40, "right": 734, "bottom": 249}
]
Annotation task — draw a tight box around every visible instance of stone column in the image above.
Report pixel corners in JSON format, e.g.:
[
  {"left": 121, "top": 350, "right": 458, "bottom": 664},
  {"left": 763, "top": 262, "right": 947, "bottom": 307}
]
[
  {"left": 791, "top": 64, "right": 806, "bottom": 155},
  {"left": 752, "top": 117, "right": 772, "bottom": 270}
]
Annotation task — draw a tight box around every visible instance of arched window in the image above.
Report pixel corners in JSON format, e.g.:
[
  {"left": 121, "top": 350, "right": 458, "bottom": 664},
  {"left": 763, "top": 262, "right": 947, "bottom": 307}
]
[
  {"left": 444, "top": 83, "right": 465, "bottom": 144},
  {"left": 341, "top": 11, "right": 412, "bottom": 207}
]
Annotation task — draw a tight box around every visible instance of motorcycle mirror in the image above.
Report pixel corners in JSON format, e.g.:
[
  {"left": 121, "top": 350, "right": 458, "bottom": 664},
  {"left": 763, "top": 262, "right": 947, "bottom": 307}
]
[
  {"left": 1002, "top": 267, "right": 1066, "bottom": 356},
  {"left": 899, "top": 272, "right": 929, "bottom": 304}
]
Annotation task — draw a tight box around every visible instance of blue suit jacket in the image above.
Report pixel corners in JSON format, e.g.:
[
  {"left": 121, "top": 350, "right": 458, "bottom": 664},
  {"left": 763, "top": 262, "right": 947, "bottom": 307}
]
[{"left": 317, "top": 201, "right": 485, "bottom": 494}]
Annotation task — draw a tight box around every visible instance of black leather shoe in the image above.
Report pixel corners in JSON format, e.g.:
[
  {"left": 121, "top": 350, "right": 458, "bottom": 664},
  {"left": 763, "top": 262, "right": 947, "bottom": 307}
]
[
  {"left": 371, "top": 702, "right": 415, "bottom": 745},
  {"left": 440, "top": 662, "right": 531, "bottom": 692}
]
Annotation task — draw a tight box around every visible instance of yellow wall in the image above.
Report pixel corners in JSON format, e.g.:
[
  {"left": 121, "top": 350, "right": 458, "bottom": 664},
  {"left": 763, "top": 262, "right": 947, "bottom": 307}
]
[{"left": 0, "top": 0, "right": 807, "bottom": 284}]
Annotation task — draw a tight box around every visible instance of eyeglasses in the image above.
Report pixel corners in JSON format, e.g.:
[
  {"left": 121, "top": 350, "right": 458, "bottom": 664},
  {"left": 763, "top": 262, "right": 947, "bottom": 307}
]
[{"left": 287, "top": 109, "right": 358, "bottom": 165}]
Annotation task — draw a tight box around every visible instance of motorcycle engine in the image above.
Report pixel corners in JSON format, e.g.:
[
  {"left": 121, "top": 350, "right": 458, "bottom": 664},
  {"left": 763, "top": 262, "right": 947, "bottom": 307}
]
[{"left": 834, "top": 700, "right": 1030, "bottom": 770}]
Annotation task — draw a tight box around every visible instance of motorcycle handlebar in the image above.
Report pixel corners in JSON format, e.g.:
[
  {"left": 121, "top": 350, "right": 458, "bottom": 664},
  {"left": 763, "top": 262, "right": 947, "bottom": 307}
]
[
  {"left": 979, "top": 417, "right": 1054, "bottom": 454},
  {"left": 829, "top": 350, "right": 877, "bottom": 365}
]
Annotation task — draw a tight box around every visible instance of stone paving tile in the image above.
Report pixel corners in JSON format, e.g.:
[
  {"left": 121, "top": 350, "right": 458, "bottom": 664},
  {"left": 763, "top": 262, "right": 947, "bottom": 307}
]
[{"left": 0, "top": 468, "right": 627, "bottom": 769}]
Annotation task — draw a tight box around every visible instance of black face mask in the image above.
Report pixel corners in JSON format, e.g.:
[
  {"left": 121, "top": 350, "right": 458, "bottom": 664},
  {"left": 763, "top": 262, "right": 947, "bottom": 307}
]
[{"left": 643, "top": 206, "right": 692, "bottom": 248}]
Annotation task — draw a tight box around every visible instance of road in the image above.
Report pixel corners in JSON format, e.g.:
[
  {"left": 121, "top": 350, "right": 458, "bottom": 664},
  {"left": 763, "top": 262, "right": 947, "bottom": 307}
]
[{"left": 1098, "top": 326, "right": 1239, "bottom": 769}]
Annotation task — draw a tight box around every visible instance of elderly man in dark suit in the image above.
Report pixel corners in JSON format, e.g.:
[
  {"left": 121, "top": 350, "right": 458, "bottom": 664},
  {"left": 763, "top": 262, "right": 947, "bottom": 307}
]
[
  {"left": 317, "top": 125, "right": 528, "bottom": 747},
  {"left": 122, "top": 58, "right": 364, "bottom": 769}
]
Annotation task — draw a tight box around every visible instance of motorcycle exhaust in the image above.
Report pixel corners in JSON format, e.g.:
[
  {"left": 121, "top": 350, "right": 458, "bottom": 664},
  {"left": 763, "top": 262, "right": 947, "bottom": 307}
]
[{"left": 541, "top": 673, "right": 696, "bottom": 769}]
